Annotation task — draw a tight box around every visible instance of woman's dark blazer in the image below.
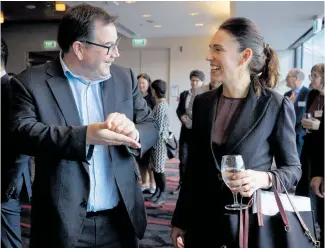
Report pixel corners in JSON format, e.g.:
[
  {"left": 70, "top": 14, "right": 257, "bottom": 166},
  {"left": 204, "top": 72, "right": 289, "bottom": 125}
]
[{"left": 171, "top": 83, "right": 302, "bottom": 234}]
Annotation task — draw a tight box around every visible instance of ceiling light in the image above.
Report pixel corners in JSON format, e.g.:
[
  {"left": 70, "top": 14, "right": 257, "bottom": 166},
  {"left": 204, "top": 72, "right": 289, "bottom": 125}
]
[
  {"left": 152, "top": 24, "right": 162, "bottom": 28},
  {"left": 125, "top": 1, "right": 136, "bottom": 3},
  {"left": 142, "top": 14, "right": 152, "bottom": 18},
  {"left": 55, "top": 2, "right": 66, "bottom": 12},
  {"left": 195, "top": 23, "right": 204, "bottom": 27},
  {"left": 0, "top": 12, "right": 4, "bottom": 24},
  {"left": 25, "top": 5, "right": 36, "bottom": 9},
  {"left": 189, "top": 12, "right": 199, "bottom": 16}
]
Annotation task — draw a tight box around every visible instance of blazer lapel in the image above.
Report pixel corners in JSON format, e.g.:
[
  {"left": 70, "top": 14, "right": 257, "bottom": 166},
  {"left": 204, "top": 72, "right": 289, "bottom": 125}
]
[
  {"left": 46, "top": 58, "right": 81, "bottom": 126},
  {"left": 224, "top": 84, "right": 272, "bottom": 154},
  {"left": 207, "top": 87, "right": 223, "bottom": 170}
]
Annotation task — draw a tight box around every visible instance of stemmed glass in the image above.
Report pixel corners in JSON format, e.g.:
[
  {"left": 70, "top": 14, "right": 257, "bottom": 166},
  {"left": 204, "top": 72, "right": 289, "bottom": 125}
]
[
  {"left": 221, "top": 155, "right": 248, "bottom": 210},
  {"left": 302, "top": 113, "right": 312, "bottom": 133}
]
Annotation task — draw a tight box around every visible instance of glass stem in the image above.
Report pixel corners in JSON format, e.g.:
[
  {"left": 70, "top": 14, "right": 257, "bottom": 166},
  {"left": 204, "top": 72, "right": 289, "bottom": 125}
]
[{"left": 233, "top": 192, "right": 239, "bottom": 205}]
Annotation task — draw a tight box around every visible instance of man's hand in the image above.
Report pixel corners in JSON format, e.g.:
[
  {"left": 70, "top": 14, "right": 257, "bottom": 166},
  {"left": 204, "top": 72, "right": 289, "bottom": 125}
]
[
  {"left": 105, "top": 113, "right": 138, "bottom": 140},
  {"left": 311, "top": 177, "right": 324, "bottom": 198},
  {"left": 86, "top": 122, "right": 141, "bottom": 149},
  {"left": 180, "top": 115, "right": 188, "bottom": 124},
  {"left": 170, "top": 226, "right": 185, "bottom": 248}
]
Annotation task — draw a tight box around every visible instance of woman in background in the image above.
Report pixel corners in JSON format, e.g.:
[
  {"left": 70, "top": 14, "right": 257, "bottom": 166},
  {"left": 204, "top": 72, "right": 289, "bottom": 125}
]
[
  {"left": 136, "top": 73, "right": 156, "bottom": 193},
  {"left": 147, "top": 79, "right": 170, "bottom": 208}
]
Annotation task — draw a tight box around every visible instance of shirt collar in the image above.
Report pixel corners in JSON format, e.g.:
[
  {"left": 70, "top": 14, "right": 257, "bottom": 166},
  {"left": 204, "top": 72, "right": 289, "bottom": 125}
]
[
  {"left": 59, "top": 51, "right": 110, "bottom": 85},
  {"left": 0, "top": 70, "right": 6, "bottom": 78},
  {"left": 294, "top": 84, "right": 303, "bottom": 93}
]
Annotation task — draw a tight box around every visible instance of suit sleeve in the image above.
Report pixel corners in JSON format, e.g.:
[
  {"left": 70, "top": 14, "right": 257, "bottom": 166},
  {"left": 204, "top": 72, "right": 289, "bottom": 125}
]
[
  {"left": 129, "top": 69, "right": 158, "bottom": 157},
  {"left": 271, "top": 96, "right": 302, "bottom": 191},
  {"left": 171, "top": 96, "right": 198, "bottom": 230},
  {"left": 9, "top": 75, "right": 89, "bottom": 162},
  {"left": 176, "top": 91, "right": 186, "bottom": 121}
]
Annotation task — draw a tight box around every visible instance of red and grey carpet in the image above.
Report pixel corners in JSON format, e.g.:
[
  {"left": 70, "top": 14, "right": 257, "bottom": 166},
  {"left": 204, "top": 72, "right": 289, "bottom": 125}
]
[{"left": 21, "top": 159, "right": 180, "bottom": 248}]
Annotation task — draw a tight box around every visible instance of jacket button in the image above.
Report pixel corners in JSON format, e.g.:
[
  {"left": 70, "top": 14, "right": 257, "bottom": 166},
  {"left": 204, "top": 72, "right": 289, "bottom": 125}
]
[{"left": 80, "top": 200, "right": 87, "bottom": 208}]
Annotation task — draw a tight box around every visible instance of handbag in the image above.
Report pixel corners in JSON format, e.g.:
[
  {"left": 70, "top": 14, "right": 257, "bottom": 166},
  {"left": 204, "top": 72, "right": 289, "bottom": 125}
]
[
  {"left": 166, "top": 131, "right": 178, "bottom": 159},
  {"left": 221, "top": 172, "right": 320, "bottom": 248}
]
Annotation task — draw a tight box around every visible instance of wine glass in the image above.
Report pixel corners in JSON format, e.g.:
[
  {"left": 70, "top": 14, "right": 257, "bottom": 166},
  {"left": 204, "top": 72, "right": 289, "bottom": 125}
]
[
  {"left": 221, "top": 155, "right": 248, "bottom": 210},
  {"left": 303, "top": 113, "right": 312, "bottom": 133}
]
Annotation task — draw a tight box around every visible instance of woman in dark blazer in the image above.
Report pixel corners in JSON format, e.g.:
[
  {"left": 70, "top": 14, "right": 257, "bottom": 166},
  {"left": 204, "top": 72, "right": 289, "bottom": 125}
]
[
  {"left": 298, "top": 63, "right": 324, "bottom": 197},
  {"left": 136, "top": 73, "right": 156, "bottom": 193},
  {"left": 170, "top": 17, "right": 301, "bottom": 248}
]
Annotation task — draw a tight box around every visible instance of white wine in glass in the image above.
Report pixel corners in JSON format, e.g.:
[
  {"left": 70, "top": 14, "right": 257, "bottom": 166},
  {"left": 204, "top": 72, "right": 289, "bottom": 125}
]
[{"left": 221, "top": 155, "right": 248, "bottom": 210}]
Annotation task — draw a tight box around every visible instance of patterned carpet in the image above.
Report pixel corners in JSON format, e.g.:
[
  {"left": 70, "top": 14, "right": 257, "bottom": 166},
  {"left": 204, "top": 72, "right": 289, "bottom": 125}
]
[{"left": 21, "top": 159, "right": 180, "bottom": 248}]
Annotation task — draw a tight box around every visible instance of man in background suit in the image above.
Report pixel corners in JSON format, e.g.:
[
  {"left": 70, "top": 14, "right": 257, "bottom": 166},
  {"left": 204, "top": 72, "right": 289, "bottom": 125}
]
[
  {"left": 10, "top": 4, "right": 158, "bottom": 248},
  {"left": 285, "top": 68, "right": 310, "bottom": 157},
  {"left": 172, "top": 70, "right": 205, "bottom": 195},
  {"left": 1, "top": 39, "right": 32, "bottom": 248}
]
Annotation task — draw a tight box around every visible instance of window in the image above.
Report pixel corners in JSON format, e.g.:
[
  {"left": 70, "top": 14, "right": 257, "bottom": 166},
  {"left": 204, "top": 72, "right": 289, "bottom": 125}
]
[{"left": 302, "top": 29, "right": 325, "bottom": 87}]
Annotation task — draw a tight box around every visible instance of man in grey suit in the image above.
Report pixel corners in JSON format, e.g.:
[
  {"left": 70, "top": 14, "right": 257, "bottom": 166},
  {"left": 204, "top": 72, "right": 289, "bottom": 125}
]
[
  {"left": 10, "top": 4, "right": 158, "bottom": 248},
  {"left": 284, "top": 68, "right": 310, "bottom": 157}
]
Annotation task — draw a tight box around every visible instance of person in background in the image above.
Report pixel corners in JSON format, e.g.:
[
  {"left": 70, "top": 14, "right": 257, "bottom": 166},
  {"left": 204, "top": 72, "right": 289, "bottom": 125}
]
[
  {"left": 297, "top": 63, "right": 324, "bottom": 197},
  {"left": 9, "top": 4, "right": 158, "bottom": 248},
  {"left": 172, "top": 70, "right": 205, "bottom": 195},
  {"left": 284, "top": 68, "right": 310, "bottom": 157},
  {"left": 1, "top": 38, "right": 32, "bottom": 248},
  {"left": 201, "top": 70, "right": 222, "bottom": 92},
  {"left": 146, "top": 79, "right": 170, "bottom": 208},
  {"left": 136, "top": 73, "right": 156, "bottom": 194},
  {"left": 170, "top": 17, "right": 301, "bottom": 248},
  {"left": 310, "top": 112, "right": 324, "bottom": 247}
]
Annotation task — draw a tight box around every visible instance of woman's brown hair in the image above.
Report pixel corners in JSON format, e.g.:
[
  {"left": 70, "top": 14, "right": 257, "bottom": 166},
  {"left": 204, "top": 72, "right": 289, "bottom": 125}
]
[
  {"left": 311, "top": 63, "right": 324, "bottom": 86},
  {"left": 219, "top": 17, "right": 280, "bottom": 96}
]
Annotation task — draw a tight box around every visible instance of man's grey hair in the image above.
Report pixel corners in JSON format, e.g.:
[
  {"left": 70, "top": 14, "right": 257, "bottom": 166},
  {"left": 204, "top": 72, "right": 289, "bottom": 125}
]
[{"left": 292, "top": 68, "right": 305, "bottom": 82}]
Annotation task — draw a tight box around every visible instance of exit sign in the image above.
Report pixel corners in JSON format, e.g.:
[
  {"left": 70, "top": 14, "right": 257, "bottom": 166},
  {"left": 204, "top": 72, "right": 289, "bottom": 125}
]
[
  {"left": 313, "top": 18, "right": 323, "bottom": 34},
  {"left": 43, "top": 40, "right": 57, "bottom": 49},
  {"left": 132, "top": 39, "right": 146, "bottom": 47}
]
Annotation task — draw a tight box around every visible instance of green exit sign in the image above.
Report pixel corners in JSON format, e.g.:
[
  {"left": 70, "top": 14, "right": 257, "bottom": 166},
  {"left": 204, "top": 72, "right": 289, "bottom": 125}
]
[
  {"left": 132, "top": 39, "right": 146, "bottom": 47},
  {"left": 313, "top": 18, "right": 323, "bottom": 34},
  {"left": 43, "top": 40, "right": 57, "bottom": 48}
]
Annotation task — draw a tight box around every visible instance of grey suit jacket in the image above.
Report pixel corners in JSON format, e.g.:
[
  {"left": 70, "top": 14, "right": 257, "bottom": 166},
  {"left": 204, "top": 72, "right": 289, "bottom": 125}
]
[
  {"left": 10, "top": 58, "right": 158, "bottom": 248},
  {"left": 172, "top": 83, "right": 302, "bottom": 233}
]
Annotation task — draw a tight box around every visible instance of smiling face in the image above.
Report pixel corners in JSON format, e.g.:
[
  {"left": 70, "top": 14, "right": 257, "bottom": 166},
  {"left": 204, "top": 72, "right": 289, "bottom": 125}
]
[
  {"left": 206, "top": 29, "right": 243, "bottom": 85},
  {"left": 78, "top": 21, "right": 120, "bottom": 80},
  {"left": 138, "top": 76, "right": 150, "bottom": 94}
]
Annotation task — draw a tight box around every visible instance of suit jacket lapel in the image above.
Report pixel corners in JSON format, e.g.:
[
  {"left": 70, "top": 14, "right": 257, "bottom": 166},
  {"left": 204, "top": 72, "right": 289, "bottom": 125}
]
[
  {"left": 224, "top": 84, "right": 272, "bottom": 154},
  {"left": 46, "top": 58, "right": 89, "bottom": 173},
  {"left": 46, "top": 58, "right": 81, "bottom": 126},
  {"left": 102, "top": 73, "right": 115, "bottom": 119}
]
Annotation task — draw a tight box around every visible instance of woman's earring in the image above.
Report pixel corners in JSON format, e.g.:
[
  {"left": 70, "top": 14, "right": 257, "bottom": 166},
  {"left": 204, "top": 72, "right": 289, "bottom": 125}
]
[{"left": 238, "top": 64, "right": 243, "bottom": 79}]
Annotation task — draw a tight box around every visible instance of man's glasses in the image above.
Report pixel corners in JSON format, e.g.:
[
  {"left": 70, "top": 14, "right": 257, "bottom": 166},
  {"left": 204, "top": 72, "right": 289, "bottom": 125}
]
[{"left": 79, "top": 37, "right": 121, "bottom": 55}]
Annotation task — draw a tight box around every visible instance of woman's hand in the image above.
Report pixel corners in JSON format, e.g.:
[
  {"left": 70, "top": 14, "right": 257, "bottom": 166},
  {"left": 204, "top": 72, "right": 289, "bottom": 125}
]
[
  {"left": 170, "top": 226, "right": 185, "bottom": 248},
  {"left": 301, "top": 118, "right": 320, "bottom": 131},
  {"left": 227, "top": 170, "right": 271, "bottom": 197},
  {"left": 311, "top": 177, "right": 324, "bottom": 198}
]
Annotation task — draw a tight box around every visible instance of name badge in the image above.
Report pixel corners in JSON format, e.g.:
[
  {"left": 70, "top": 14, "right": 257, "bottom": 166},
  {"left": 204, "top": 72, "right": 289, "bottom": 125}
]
[
  {"left": 298, "top": 101, "right": 306, "bottom": 107},
  {"left": 315, "top": 110, "right": 323, "bottom": 118}
]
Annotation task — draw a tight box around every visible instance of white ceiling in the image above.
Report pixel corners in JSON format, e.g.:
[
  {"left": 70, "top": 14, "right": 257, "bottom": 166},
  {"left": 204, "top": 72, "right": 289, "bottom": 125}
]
[
  {"left": 235, "top": 1, "right": 324, "bottom": 50},
  {"left": 66, "top": 1, "right": 230, "bottom": 37},
  {"left": 65, "top": 1, "right": 324, "bottom": 50}
]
